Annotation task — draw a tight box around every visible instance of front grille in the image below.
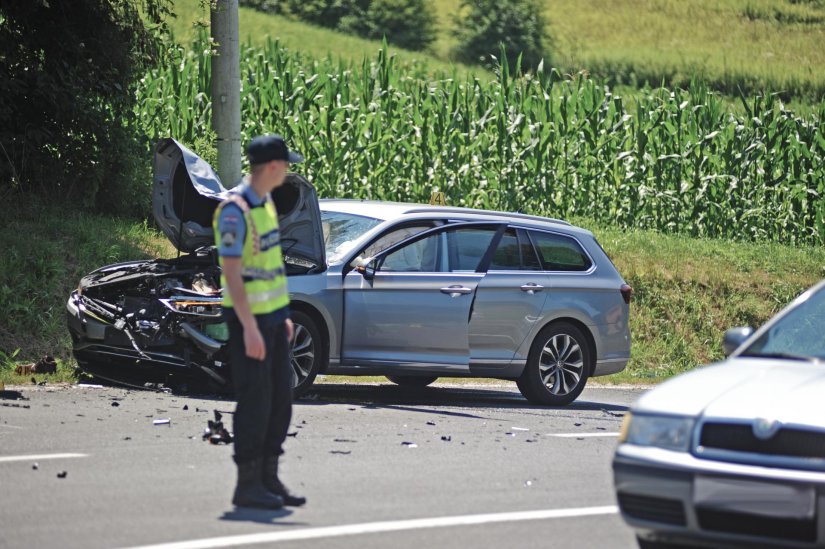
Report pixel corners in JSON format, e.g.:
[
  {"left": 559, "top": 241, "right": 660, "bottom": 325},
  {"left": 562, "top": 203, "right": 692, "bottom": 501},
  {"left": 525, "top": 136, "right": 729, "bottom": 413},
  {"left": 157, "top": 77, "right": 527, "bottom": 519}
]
[
  {"left": 699, "top": 422, "right": 825, "bottom": 460},
  {"left": 697, "top": 508, "right": 816, "bottom": 542},
  {"left": 617, "top": 493, "right": 687, "bottom": 526}
]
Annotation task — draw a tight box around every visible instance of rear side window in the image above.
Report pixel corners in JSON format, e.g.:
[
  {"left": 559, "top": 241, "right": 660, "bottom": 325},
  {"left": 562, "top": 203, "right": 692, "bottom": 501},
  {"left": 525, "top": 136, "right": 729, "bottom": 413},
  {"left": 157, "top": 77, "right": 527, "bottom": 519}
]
[
  {"left": 489, "top": 228, "right": 541, "bottom": 271},
  {"left": 528, "top": 231, "right": 592, "bottom": 272}
]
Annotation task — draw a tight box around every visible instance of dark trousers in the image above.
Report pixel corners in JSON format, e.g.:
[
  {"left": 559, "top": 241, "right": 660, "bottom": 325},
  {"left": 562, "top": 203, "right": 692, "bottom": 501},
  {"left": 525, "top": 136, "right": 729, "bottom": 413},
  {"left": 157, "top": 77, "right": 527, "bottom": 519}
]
[{"left": 226, "top": 312, "right": 293, "bottom": 465}]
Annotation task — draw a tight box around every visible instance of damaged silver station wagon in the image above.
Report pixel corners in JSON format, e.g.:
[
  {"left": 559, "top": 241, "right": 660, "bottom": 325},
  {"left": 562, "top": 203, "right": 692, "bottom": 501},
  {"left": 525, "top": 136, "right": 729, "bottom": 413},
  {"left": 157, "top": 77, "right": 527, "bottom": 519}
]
[{"left": 67, "top": 139, "right": 632, "bottom": 405}]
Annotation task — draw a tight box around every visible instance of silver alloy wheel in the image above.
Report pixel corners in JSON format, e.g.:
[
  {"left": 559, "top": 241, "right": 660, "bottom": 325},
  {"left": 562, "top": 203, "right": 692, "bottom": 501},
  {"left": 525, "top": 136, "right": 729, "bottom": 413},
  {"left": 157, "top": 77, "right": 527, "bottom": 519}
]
[
  {"left": 290, "top": 323, "right": 315, "bottom": 386},
  {"left": 538, "top": 333, "right": 584, "bottom": 395}
]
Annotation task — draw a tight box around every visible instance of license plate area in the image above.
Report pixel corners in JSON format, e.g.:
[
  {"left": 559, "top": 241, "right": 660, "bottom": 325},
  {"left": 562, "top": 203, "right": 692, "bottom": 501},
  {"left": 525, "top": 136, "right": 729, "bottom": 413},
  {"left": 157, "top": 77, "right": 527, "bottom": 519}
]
[{"left": 694, "top": 475, "right": 815, "bottom": 519}]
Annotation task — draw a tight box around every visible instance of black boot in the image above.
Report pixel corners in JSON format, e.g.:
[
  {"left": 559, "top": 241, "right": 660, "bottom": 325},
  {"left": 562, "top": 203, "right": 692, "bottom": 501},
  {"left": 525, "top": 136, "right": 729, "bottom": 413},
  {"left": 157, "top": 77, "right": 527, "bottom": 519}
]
[
  {"left": 263, "top": 456, "right": 306, "bottom": 507},
  {"left": 233, "top": 458, "right": 284, "bottom": 509}
]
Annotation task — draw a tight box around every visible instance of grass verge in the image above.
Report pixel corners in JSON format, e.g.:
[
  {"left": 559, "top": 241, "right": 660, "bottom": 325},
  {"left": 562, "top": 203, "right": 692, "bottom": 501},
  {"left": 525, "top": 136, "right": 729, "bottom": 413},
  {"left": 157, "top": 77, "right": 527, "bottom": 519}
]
[{"left": 0, "top": 201, "right": 173, "bottom": 385}]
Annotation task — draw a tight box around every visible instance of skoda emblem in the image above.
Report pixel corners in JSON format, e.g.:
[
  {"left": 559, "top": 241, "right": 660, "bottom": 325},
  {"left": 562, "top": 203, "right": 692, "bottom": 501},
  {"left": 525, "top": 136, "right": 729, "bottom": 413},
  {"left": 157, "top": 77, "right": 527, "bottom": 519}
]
[{"left": 753, "top": 417, "right": 781, "bottom": 440}]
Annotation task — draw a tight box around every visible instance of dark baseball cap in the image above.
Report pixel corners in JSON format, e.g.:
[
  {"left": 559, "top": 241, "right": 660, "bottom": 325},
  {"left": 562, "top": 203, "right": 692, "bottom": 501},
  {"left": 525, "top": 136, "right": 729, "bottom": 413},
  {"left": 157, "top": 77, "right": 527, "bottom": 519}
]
[{"left": 246, "top": 134, "right": 304, "bottom": 165}]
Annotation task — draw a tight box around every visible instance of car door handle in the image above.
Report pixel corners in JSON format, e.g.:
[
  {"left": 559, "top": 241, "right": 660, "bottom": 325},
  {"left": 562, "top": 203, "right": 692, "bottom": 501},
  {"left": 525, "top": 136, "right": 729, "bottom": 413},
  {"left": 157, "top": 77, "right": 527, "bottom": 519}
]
[
  {"left": 520, "top": 283, "right": 544, "bottom": 294},
  {"left": 440, "top": 285, "right": 473, "bottom": 297}
]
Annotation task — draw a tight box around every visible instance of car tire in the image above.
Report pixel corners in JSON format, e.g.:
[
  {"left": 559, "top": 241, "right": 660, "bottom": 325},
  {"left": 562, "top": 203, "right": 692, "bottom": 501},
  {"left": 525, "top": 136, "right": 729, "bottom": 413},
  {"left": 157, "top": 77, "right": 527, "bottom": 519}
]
[
  {"left": 290, "top": 310, "right": 325, "bottom": 398},
  {"left": 385, "top": 375, "right": 438, "bottom": 387},
  {"left": 516, "top": 322, "right": 591, "bottom": 406}
]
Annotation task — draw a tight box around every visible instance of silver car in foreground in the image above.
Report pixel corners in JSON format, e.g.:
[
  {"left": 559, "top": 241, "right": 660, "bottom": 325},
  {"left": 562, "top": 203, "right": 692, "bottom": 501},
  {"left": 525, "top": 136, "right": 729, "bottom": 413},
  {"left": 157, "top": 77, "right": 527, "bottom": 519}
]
[
  {"left": 614, "top": 279, "right": 825, "bottom": 547},
  {"left": 68, "top": 139, "right": 631, "bottom": 405}
]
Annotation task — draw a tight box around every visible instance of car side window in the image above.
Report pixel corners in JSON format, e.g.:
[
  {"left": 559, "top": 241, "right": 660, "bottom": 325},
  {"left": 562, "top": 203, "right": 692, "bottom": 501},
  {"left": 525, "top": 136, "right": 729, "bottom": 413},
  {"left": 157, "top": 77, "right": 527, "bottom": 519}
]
[
  {"left": 377, "top": 226, "right": 498, "bottom": 273},
  {"left": 446, "top": 228, "right": 497, "bottom": 272},
  {"left": 353, "top": 223, "right": 433, "bottom": 268},
  {"left": 528, "top": 231, "right": 592, "bottom": 272},
  {"left": 489, "top": 228, "right": 541, "bottom": 271},
  {"left": 380, "top": 232, "right": 444, "bottom": 272}
]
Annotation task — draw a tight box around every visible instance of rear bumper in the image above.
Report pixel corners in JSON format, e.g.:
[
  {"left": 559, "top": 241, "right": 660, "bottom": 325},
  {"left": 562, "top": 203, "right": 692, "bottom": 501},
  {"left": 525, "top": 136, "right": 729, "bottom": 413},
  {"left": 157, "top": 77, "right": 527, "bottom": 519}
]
[{"left": 593, "top": 357, "right": 628, "bottom": 377}]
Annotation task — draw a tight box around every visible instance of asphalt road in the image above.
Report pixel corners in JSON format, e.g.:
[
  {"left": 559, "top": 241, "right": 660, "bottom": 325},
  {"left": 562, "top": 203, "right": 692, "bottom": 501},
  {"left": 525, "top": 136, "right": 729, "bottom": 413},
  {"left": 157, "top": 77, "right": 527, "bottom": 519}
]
[{"left": 0, "top": 380, "right": 646, "bottom": 549}]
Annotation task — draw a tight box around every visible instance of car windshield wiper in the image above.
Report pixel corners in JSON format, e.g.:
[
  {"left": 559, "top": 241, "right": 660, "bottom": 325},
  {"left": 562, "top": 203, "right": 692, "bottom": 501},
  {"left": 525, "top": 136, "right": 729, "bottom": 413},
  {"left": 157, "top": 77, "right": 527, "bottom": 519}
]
[{"left": 739, "top": 351, "right": 822, "bottom": 363}]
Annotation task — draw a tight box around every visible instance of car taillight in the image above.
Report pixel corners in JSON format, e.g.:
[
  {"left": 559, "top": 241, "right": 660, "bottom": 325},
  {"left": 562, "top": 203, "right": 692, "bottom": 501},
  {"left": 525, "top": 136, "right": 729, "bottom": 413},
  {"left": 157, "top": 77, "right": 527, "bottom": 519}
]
[{"left": 620, "top": 284, "right": 633, "bottom": 304}]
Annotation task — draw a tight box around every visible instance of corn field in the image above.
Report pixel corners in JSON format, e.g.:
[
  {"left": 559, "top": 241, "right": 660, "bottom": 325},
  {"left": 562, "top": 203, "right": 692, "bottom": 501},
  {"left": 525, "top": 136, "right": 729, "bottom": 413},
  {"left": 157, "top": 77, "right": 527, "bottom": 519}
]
[{"left": 136, "top": 37, "right": 825, "bottom": 245}]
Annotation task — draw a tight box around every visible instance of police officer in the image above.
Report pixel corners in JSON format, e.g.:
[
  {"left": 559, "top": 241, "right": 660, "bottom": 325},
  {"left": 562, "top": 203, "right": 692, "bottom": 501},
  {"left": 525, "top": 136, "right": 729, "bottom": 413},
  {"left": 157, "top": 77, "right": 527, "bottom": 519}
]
[{"left": 213, "top": 135, "right": 307, "bottom": 509}]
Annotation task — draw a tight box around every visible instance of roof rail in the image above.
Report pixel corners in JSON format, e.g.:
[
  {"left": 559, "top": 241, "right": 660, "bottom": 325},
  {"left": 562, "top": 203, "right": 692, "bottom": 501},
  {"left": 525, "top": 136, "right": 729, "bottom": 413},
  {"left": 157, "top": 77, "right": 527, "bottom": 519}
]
[{"left": 402, "top": 207, "right": 571, "bottom": 226}]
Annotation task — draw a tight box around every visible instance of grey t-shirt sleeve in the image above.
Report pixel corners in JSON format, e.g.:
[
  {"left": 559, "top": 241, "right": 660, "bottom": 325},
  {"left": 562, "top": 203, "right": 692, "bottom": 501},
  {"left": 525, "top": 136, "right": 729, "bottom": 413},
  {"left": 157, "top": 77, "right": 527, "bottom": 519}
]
[{"left": 216, "top": 203, "right": 246, "bottom": 257}]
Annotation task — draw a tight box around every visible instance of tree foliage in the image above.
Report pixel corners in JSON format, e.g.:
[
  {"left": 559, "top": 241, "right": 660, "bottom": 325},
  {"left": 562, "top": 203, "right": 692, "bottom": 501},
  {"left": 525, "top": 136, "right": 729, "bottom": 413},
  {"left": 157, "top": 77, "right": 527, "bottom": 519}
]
[
  {"left": 453, "top": 0, "right": 549, "bottom": 71},
  {"left": 0, "top": 0, "right": 171, "bottom": 214}
]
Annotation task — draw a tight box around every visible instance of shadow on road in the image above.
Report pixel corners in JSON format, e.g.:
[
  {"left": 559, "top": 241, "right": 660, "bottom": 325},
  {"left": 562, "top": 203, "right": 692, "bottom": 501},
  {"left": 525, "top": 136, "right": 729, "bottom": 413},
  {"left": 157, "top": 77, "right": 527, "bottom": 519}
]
[
  {"left": 219, "top": 507, "right": 303, "bottom": 525},
  {"left": 297, "top": 383, "right": 630, "bottom": 415}
]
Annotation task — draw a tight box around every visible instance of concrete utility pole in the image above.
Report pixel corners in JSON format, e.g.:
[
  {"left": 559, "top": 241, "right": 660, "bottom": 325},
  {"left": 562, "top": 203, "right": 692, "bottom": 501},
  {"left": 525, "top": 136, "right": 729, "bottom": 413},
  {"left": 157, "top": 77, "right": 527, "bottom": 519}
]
[{"left": 211, "top": 0, "right": 242, "bottom": 187}]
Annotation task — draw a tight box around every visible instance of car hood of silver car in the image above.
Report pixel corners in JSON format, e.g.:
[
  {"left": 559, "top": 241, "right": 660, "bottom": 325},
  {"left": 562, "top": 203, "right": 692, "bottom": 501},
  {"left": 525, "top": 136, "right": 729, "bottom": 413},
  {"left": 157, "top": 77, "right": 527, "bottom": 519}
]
[
  {"left": 151, "top": 138, "right": 326, "bottom": 271},
  {"left": 632, "top": 357, "right": 825, "bottom": 427}
]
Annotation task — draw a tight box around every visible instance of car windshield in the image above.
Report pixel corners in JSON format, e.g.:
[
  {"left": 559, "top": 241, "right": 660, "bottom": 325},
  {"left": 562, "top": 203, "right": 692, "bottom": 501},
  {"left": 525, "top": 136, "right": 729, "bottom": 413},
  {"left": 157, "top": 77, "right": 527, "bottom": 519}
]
[
  {"left": 322, "top": 211, "right": 384, "bottom": 264},
  {"left": 740, "top": 285, "right": 825, "bottom": 361}
]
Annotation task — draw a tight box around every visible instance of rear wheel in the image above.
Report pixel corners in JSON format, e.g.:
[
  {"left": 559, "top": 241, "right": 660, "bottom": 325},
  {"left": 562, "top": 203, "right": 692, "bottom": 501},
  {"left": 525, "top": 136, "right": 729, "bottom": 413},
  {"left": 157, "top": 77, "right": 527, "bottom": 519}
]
[
  {"left": 517, "top": 322, "right": 591, "bottom": 406},
  {"left": 385, "top": 375, "right": 438, "bottom": 387},
  {"left": 290, "top": 310, "right": 325, "bottom": 397}
]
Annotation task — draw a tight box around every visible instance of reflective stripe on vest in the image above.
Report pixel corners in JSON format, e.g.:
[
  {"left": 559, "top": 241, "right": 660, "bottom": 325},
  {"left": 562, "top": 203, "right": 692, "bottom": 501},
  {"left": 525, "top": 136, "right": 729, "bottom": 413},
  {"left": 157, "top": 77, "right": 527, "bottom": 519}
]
[
  {"left": 213, "top": 191, "right": 290, "bottom": 315},
  {"left": 246, "top": 285, "right": 289, "bottom": 304}
]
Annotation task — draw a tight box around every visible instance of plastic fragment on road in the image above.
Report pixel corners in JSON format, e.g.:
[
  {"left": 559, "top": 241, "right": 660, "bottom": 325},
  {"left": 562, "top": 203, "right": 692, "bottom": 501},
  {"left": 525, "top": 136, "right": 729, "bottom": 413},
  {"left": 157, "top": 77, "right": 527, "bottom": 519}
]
[
  {"left": 202, "top": 410, "right": 233, "bottom": 444},
  {"left": 32, "top": 463, "right": 39, "bottom": 470},
  {"left": 401, "top": 441, "right": 418, "bottom": 448},
  {"left": 441, "top": 435, "right": 452, "bottom": 442},
  {"left": 57, "top": 471, "right": 67, "bottom": 479},
  {"left": 153, "top": 418, "right": 171, "bottom": 426}
]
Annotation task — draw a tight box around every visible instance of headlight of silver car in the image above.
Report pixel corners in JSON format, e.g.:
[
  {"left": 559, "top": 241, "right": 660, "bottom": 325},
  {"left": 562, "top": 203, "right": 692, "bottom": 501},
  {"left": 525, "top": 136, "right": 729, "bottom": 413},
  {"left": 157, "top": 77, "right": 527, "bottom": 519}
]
[{"left": 619, "top": 412, "right": 694, "bottom": 452}]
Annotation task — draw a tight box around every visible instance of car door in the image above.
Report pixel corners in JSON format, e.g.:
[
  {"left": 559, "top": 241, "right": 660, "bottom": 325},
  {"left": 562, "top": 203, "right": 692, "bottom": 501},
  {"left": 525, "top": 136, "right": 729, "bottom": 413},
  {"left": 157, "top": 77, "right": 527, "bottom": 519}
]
[
  {"left": 342, "top": 223, "right": 502, "bottom": 369},
  {"left": 469, "top": 227, "right": 549, "bottom": 366}
]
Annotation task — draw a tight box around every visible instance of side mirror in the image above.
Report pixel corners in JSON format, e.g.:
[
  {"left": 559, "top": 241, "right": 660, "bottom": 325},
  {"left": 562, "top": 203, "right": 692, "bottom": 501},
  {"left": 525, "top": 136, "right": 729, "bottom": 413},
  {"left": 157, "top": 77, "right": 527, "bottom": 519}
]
[
  {"left": 722, "top": 327, "right": 754, "bottom": 357},
  {"left": 354, "top": 257, "right": 377, "bottom": 281}
]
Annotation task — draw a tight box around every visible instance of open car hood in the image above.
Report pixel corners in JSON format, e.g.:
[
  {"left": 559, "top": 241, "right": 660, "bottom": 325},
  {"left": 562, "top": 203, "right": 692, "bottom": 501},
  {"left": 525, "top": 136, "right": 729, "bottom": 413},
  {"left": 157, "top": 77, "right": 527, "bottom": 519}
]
[{"left": 152, "top": 138, "right": 326, "bottom": 272}]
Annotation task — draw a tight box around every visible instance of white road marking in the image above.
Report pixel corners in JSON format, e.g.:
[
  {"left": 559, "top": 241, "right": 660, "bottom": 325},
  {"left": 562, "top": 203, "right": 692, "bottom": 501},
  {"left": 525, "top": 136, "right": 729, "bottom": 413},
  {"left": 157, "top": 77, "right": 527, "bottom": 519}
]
[
  {"left": 0, "top": 453, "right": 89, "bottom": 463},
  {"left": 0, "top": 424, "right": 24, "bottom": 430},
  {"left": 548, "top": 432, "right": 620, "bottom": 438},
  {"left": 124, "top": 505, "right": 619, "bottom": 549}
]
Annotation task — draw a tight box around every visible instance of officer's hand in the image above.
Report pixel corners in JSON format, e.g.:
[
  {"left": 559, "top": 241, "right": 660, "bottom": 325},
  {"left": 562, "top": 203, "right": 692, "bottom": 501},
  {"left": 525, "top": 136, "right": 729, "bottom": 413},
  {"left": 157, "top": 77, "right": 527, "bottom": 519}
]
[
  {"left": 285, "top": 319, "right": 294, "bottom": 342},
  {"left": 244, "top": 325, "right": 266, "bottom": 361}
]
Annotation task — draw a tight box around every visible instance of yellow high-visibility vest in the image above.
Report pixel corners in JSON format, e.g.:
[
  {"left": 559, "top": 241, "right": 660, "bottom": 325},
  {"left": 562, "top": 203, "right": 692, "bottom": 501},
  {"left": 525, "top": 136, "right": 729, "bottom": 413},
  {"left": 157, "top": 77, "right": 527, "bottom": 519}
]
[{"left": 213, "top": 192, "right": 290, "bottom": 315}]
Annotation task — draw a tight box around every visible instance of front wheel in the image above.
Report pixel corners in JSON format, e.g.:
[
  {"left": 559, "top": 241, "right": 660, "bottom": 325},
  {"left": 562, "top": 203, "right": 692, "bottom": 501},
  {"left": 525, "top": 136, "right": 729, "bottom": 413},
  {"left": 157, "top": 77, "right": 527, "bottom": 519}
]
[
  {"left": 290, "top": 310, "right": 325, "bottom": 397},
  {"left": 516, "top": 322, "right": 591, "bottom": 406},
  {"left": 386, "top": 375, "right": 438, "bottom": 387}
]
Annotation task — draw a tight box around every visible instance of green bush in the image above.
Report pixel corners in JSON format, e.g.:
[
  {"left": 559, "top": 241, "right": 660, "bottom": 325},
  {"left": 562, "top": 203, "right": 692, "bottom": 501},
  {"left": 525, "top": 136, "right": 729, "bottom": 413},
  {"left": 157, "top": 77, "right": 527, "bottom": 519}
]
[
  {"left": 239, "top": 0, "right": 283, "bottom": 14},
  {"left": 452, "top": 0, "right": 548, "bottom": 70},
  {"left": 339, "top": 0, "right": 436, "bottom": 51},
  {"left": 283, "top": 0, "right": 365, "bottom": 28},
  {"left": 276, "top": 0, "right": 435, "bottom": 51}
]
